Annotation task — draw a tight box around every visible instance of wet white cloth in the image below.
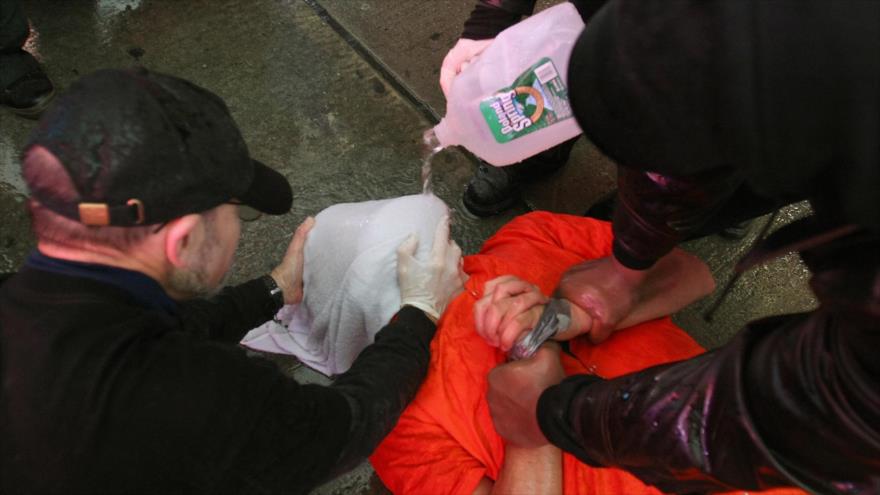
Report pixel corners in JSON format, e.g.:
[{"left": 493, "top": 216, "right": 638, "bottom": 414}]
[{"left": 241, "top": 194, "right": 449, "bottom": 376}]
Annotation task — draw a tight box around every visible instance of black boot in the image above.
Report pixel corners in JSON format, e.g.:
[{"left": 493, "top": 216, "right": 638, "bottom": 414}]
[
  {"left": 1, "top": 62, "right": 55, "bottom": 118},
  {"left": 462, "top": 137, "right": 579, "bottom": 217},
  {"left": 583, "top": 191, "right": 617, "bottom": 221},
  {"left": 462, "top": 162, "right": 521, "bottom": 217}
]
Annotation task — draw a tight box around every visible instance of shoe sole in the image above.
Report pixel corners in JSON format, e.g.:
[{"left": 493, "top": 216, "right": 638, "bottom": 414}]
[
  {"left": 461, "top": 190, "right": 520, "bottom": 218},
  {"left": 457, "top": 196, "right": 483, "bottom": 221},
  {"left": 6, "top": 87, "right": 56, "bottom": 119}
]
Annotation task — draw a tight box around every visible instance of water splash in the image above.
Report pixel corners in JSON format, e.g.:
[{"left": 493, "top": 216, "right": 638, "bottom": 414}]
[{"left": 421, "top": 128, "right": 445, "bottom": 194}]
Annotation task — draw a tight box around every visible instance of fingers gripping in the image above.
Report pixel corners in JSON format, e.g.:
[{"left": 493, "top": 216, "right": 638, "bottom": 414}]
[
  {"left": 430, "top": 215, "right": 451, "bottom": 263},
  {"left": 397, "top": 215, "right": 464, "bottom": 320},
  {"left": 497, "top": 292, "right": 548, "bottom": 350},
  {"left": 474, "top": 276, "right": 548, "bottom": 349},
  {"left": 439, "top": 38, "right": 493, "bottom": 97},
  {"left": 397, "top": 233, "right": 418, "bottom": 259},
  {"left": 481, "top": 275, "right": 518, "bottom": 298},
  {"left": 396, "top": 233, "right": 419, "bottom": 281},
  {"left": 491, "top": 279, "right": 541, "bottom": 305},
  {"left": 290, "top": 216, "right": 314, "bottom": 252}
]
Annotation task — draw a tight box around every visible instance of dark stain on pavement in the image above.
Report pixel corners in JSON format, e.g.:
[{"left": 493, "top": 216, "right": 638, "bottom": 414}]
[
  {"left": 127, "top": 46, "right": 146, "bottom": 60},
  {"left": 370, "top": 78, "right": 386, "bottom": 95}
]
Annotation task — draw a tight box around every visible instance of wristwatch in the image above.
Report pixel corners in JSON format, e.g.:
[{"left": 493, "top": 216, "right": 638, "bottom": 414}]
[{"left": 260, "top": 274, "right": 285, "bottom": 311}]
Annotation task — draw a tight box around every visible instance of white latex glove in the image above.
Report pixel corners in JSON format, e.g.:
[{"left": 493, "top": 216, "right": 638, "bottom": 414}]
[
  {"left": 439, "top": 38, "right": 494, "bottom": 98},
  {"left": 397, "top": 215, "right": 465, "bottom": 320}
]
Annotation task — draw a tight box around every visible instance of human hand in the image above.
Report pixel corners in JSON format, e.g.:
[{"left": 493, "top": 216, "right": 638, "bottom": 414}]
[
  {"left": 270, "top": 216, "right": 316, "bottom": 305},
  {"left": 487, "top": 343, "right": 565, "bottom": 448},
  {"left": 557, "top": 256, "right": 647, "bottom": 344},
  {"left": 439, "top": 38, "right": 494, "bottom": 98},
  {"left": 397, "top": 215, "right": 466, "bottom": 321},
  {"left": 473, "top": 275, "right": 548, "bottom": 351}
]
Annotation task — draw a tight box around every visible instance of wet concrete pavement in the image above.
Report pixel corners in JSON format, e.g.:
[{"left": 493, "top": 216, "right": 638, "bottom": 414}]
[{"left": 0, "top": 1, "right": 815, "bottom": 493}]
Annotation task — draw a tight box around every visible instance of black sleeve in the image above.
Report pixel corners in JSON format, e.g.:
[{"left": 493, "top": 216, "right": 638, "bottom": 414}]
[
  {"left": 570, "top": 0, "right": 608, "bottom": 21},
  {"left": 320, "top": 306, "right": 437, "bottom": 475},
  {"left": 461, "top": 0, "right": 607, "bottom": 39},
  {"left": 175, "top": 277, "right": 281, "bottom": 343},
  {"left": 224, "top": 305, "right": 438, "bottom": 492},
  {"left": 461, "top": 2, "right": 526, "bottom": 40},
  {"left": 536, "top": 307, "right": 880, "bottom": 493},
  {"left": 610, "top": 166, "right": 744, "bottom": 269}
]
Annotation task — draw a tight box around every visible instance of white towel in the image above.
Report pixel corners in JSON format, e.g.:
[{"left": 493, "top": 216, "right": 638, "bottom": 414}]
[{"left": 241, "top": 194, "right": 449, "bottom": 375}]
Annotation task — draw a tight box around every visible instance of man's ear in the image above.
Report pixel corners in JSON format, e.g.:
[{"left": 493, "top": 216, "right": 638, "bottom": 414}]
[{"left": 164, "top": 214, "right": 203, "bottom": 269}]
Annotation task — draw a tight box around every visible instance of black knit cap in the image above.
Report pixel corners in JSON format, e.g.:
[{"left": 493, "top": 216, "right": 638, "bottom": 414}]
[
  {"left": 567, "top": 1, "right": 880, "bottom": 231},
  {"left": 24, "top": 68, "right": 292, "bottom": 226}
]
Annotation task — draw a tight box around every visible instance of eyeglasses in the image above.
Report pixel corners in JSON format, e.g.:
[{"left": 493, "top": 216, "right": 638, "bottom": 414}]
[{"left": 151, "top": 199, "right": 262, "bottom": 234}]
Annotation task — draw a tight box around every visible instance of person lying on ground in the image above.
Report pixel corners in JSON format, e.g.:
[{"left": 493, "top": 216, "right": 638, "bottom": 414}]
[{"left": 370, "top": 212, "right": 805, "bottom": 495}]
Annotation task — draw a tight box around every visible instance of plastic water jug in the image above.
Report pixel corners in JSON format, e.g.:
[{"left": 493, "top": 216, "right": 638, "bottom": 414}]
[{"left": 429, "top": 2, "right": 585, "bottom": 166}]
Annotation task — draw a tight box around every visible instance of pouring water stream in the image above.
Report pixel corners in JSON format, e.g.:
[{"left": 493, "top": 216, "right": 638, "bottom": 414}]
[{"left": 421, "top": 128, "right": 444, "bottom": 195}]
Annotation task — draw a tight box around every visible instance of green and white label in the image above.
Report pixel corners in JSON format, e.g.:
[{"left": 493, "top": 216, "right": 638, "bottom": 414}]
[{"left": 479, "top": 58, "right": 574, "bottom": 143}]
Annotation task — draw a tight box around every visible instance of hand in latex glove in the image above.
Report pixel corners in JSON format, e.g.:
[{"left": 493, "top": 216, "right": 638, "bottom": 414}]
[
  {"left": 439, "top": 38, "right": 494, "bottom": 98},
  {"left": 397, "top": 215, "right": 465, "bottom": 320},
  {"left": 474, "top": 275, "right": 548, "bottom": 351},
  {"left": 270, "top": 216, "right": 316, "bottom": 305},
  {"left": 556, "top": 255, "right": 646, "bottom": 344},
  {"left": 487, "top": 343, "right": 565, "bottom": 448}
]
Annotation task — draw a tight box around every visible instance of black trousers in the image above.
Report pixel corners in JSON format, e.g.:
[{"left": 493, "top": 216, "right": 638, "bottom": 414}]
[{"left": 0, "top": 0, "right": 36, "bottom": 89}]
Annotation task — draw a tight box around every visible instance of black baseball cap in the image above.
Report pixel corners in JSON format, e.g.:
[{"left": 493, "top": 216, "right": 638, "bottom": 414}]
[{"left": 23, "top": 68, "right": 292, "bottom": 226}]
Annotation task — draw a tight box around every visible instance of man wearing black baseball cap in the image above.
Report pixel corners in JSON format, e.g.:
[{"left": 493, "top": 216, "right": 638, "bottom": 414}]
[
  {"left": 0, "top": 68, "right": 464, "bottom": 493},
  {"left": 480, "top": 0, "right": 879, "bottom": 493}
]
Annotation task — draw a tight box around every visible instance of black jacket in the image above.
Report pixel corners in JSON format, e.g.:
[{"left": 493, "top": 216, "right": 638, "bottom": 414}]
[
  {"left": 0, "top": 262, "right": 435, "bottom": 494},
  {"left": 463, "top": 1, "right": 880, "bottom": 492},
  {"left": 461, "top": 0, "right": 607, "bottom": 40}
]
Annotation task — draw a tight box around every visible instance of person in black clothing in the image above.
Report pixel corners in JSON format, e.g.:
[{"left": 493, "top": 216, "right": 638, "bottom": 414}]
[
  {"left": 0, "top": 68, "right": 464, "bottom": 494},
  {"left": 440, "top": 0, "right": 606, "bottom": 217},
  {"left": 0, "top": 0, "right": 54, "bottom": 117},
  {"left": 472, "top": 1, "right": 879, "bottom": 493}
]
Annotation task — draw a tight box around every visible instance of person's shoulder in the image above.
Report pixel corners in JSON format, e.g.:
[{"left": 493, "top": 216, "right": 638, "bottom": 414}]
[
  {"left": 125, "top": 313, "right": 289, "bottom": 385},
  {"left": 103, "top": 316, "right": 294, "bottom": 437}
]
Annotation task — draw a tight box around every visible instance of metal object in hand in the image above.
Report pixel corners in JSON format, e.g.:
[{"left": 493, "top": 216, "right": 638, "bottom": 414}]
[{"left": 508, "top": 298, "right": 571, "bottom": 360}]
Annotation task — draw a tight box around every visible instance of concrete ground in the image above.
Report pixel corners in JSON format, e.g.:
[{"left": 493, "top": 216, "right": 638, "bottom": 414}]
[{"left": 0, "top": 0, "right": 816, "bottom": 493}]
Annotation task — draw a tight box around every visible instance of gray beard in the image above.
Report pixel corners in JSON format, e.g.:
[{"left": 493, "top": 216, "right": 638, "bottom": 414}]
[
  {"left": 167, "top": 232, "right": 234, "bottom": 300},
  {"left": 167, "top": 265, "right": 220, "bottom": 300}
]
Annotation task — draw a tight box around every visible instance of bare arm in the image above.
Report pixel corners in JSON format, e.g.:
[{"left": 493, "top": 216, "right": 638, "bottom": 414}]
[
  {"left": 616, "top": 247, "right": 715, "bottom": 329},
  {"left": 472, "top": 444, "right": 562, "bottom": 495},
  {"left": 475, "top": 345, "right": 566, "bottom": 495},
  {"left": 475, "top": 248, "right": 714, "bottom": 349},
  {"left": 555, "top": 247, "right": 715, "bottom": 343}
]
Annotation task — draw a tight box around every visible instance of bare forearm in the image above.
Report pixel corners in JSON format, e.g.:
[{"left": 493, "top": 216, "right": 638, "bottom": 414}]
[
  {"left": 617, "top": 247, "right": 715, "bottom": 329},
  {"left": 472, "top": 444, "right": 563, "bottom": 495},
  {"left": 554, "top": 248, "right": 714, "bottom": 341}
]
